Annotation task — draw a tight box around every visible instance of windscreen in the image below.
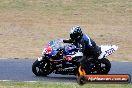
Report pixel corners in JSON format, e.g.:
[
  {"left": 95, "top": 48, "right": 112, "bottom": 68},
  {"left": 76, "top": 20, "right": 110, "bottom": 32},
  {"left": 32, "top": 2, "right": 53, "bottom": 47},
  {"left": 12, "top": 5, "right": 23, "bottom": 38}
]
[{"left": 48, "top": 39, "right": 64, "bottom": 50}]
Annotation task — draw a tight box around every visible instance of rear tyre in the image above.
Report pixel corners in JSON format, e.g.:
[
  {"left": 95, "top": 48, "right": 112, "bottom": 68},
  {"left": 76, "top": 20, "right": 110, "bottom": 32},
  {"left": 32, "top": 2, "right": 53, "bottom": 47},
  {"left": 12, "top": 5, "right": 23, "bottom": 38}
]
[
  {"left": 99, "top": 58, "right": 111, "bottom": 74},
  {"left": 32, "top": 60, "right": 53, "bottom": 76}
]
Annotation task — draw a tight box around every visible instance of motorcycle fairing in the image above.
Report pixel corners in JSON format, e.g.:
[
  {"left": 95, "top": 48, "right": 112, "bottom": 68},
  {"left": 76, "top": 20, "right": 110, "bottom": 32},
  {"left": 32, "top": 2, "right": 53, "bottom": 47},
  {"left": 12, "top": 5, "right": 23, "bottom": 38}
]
[{"left": 98, "top": 45, "right": 118, "bottom": 59}]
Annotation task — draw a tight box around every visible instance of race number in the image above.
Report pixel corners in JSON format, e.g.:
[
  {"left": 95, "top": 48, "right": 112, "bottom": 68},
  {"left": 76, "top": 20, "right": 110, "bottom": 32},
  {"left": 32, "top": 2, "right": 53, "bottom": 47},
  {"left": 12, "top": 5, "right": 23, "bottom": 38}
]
[{"left": 105, "top": 48, "right": 115, "bottom": 56}]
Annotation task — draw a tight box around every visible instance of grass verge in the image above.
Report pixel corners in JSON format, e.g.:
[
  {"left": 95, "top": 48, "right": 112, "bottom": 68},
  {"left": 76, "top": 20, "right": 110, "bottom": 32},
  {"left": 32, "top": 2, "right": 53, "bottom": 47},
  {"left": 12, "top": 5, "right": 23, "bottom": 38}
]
[{"left": 0, "top": 81, "right": 131, "bottom": 88}]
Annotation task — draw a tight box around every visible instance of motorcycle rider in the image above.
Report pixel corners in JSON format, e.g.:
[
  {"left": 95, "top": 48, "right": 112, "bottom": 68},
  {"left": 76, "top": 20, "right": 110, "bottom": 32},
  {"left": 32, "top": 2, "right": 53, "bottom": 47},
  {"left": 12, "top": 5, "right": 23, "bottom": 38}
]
[{"left": 63, "top": 26, "right": 101, "bottom": 74}]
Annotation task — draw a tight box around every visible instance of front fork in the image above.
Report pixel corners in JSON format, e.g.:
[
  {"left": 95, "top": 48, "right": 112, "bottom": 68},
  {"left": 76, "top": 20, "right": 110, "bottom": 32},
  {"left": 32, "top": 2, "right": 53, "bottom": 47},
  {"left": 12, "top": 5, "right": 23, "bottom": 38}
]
[
  {"left": 37, "top": 55, "right": 46, "bottom": 61},
  {"left": 37, "top": 56, "right": 43, "bottom": 61}
]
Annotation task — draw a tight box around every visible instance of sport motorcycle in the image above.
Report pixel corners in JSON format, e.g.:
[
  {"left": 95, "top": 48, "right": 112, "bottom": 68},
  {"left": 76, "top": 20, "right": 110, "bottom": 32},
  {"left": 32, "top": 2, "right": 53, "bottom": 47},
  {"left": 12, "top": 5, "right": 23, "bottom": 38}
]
[{"left": 32, "top": 39, "right": 118, "bottom": 76}]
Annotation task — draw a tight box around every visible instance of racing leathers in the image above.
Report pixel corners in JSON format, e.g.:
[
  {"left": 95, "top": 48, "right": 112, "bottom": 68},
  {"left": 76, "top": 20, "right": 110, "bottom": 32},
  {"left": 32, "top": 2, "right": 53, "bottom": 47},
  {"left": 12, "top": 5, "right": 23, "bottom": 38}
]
[{"left": 63, "top": 34, "right": 101, "bottom": 73}]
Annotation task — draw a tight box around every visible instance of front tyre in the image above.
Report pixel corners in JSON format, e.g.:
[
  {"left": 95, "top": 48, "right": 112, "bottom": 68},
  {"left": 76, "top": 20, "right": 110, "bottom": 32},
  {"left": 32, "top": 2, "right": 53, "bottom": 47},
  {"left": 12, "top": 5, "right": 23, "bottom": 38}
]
[
  {"left": 32, "top": 60, "right": 53, "bottom": 76},
  {"left": 99, "top": 58, "right": 111, "bottom": 74}
]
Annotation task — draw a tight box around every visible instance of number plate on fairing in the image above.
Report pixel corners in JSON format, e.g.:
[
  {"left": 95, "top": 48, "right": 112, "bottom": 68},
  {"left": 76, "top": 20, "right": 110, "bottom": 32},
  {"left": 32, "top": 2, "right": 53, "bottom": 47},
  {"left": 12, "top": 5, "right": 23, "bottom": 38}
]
[{"left": 98, "top": 45, "right": 118, "bottom": 59}]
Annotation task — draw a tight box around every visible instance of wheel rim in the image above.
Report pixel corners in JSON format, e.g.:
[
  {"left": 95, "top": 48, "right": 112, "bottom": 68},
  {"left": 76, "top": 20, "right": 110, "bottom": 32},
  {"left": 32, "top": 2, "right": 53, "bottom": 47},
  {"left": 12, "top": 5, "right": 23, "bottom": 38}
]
[
  {"left": 91, "top": 65, "right": 98, "bottom": 74},
  {"left": 35, "top": 61, "right": 50, "bottom": 75},
  {"left": 100, "top": 63, "right": 107, "bottom": 72},
  {"left": 99, "top": 62, "right": 110, "bottom": 74}
]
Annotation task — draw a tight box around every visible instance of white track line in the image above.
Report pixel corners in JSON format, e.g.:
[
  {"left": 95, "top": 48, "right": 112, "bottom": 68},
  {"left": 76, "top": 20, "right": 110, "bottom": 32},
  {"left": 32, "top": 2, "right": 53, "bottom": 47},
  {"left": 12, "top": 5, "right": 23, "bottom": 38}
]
[
  {"left": 0, "top": 80, "right": 39, "bottom": 83},
  {"left": 0, "top": 80, "right": 12, "bottom": 82},
  {"left": 109, "top": 60, "right": 131, "bottom": 62}
]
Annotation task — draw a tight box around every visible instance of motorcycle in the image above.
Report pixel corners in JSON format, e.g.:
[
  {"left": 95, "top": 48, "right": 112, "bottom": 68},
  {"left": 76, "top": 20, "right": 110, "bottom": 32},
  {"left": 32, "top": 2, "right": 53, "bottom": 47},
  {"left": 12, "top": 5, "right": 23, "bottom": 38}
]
[{"left": 32, "top": 39, "right": 118, "bottom": 76}]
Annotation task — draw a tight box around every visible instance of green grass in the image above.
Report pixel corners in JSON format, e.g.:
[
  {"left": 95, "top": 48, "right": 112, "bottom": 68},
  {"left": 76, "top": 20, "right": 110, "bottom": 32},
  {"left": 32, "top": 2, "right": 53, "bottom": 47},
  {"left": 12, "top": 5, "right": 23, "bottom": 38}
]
[{"left": 0, "top": 81, "right": 131, "bottom": 88}]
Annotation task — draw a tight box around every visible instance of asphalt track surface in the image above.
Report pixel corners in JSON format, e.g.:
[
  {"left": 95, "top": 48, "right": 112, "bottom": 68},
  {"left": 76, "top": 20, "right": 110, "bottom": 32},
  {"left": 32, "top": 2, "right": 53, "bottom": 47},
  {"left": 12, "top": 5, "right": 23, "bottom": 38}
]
[{"left": 0, "top": 59, "right": 131, "bottom": 83}]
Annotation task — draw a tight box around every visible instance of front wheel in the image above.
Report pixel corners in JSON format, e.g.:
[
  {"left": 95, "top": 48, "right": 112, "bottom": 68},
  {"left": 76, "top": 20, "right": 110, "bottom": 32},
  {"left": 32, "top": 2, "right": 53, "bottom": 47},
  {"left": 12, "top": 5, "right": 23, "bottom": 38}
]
[
  {"left": 98, "top": 58, "right": 111, "bottom": 74},
  {"left": 32, "top": 60, "right": 53, "bottom": 76}
]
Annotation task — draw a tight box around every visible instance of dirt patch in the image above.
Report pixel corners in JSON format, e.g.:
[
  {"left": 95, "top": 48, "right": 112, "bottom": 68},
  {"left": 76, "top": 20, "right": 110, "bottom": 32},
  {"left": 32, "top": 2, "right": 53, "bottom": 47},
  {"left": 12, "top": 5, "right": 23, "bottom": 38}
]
[{"left": 0, "top": 0, "right": 131, "bottom": 61}]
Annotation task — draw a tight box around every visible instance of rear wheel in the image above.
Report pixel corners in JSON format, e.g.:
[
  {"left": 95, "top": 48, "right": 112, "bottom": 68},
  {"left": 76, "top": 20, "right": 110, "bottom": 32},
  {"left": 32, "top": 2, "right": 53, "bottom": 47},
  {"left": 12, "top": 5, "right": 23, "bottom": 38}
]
[
  {"left": 32, "top": 60, "right": 53, "bottom": 76},
  {"left": 98, "top": 58, "right": 111, "bottom": 74}
]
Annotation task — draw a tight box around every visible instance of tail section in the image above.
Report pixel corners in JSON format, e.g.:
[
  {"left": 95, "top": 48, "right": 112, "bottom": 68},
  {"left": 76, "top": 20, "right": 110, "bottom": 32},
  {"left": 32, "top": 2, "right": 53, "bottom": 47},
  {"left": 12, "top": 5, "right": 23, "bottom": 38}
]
[{"left": 98, "top": 45, "right": 118, "bottom": 59}]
